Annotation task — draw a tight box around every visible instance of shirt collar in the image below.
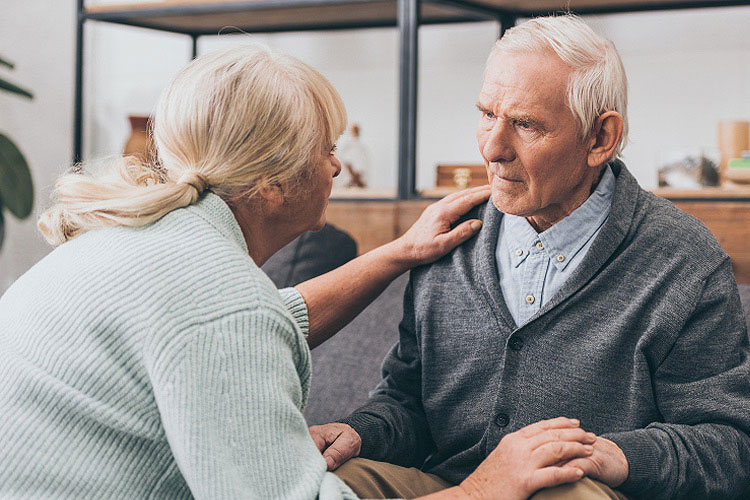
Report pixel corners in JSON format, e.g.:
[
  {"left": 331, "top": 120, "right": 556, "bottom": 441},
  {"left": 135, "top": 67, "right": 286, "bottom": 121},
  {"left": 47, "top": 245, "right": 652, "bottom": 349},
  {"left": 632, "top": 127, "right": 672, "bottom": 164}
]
[
  {"left": 541, "top": 165, "right": 615, "bottom": 270},
  {"left": 501, "top": 213, "right": 540, "bottom": 268},
  {"left": 185, "top": 191, "right": 249, "bottom": 254},
  {"left": 499, "top": 165, "right": 616, "bottom": 270}
]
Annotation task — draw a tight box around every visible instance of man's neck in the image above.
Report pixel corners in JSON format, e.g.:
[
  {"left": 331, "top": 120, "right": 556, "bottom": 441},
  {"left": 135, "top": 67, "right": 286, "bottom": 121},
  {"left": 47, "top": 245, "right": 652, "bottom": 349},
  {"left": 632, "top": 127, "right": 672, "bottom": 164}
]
[{"left": 525, "top": 165, "right": 607, "bottom": 233}]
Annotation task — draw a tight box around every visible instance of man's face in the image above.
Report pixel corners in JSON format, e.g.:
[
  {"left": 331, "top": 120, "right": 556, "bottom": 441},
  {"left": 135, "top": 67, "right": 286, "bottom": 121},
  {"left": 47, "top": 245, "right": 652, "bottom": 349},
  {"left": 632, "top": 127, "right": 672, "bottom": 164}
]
[{"left": 477, "top": 50, "right": 596, "bottom": 229}]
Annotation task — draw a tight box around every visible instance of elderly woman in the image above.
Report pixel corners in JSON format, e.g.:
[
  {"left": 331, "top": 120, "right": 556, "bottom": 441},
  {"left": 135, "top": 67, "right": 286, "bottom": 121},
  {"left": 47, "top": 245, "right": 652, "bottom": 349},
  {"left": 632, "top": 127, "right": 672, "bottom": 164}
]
[{"left": 0, "top": 45, "right": 593, "bottom": 499}]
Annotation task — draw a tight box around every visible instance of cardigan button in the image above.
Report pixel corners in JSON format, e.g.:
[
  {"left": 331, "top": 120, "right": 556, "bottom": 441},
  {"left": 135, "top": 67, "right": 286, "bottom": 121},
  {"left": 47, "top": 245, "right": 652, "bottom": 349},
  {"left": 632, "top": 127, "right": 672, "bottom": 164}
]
[
  {"left": 495, "top": 413, "right": 510, "bottom": 427},
  {"left": 509, "top": 337, "right": 524, "bottom": 351}
]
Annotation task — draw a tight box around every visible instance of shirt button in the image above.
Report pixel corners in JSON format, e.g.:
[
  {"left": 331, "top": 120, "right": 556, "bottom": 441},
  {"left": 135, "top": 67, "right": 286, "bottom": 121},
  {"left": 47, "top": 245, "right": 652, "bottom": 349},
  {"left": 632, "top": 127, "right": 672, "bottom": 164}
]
[
  {"left": 495, "top": 413, "right": 510, "bottom": 427},
  {"left": 556, "top": 254, "right": 565, "bottom": 262},
  {"left": 535, "top": 241, "right": 544, "bottom": 250},
  {"left": 525, "top": 294, "right": 535, "bottom": 304},
  {"left": 509, "top": 337, "right": 524, "bottom": 351},
  {"left": 515, "top": 249, "right": 523, "bottom": 257}
]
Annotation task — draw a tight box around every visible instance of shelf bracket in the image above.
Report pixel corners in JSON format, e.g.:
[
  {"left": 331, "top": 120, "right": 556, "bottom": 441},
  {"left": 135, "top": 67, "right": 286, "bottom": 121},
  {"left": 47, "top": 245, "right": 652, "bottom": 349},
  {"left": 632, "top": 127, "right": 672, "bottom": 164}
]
[
  {"left": 498, "top": 13, "right": 517, "bottom": 38},
  {"left": 397, "top": 0, "right": 420, "bottom": 200},
  {"left": 74, "top": 0, "right": 85, "bottom": 163},
  {"left": 190, "top": 34, "right": 199, "bottom": 59}
]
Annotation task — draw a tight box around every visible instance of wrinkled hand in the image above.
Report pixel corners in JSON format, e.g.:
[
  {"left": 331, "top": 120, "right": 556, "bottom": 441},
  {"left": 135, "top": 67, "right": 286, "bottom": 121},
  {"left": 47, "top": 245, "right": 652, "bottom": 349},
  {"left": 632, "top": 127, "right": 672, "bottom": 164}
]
[
  {"left": 460, "top": 417, "right": 596, "bottom": 500},
  {"left": 391, "top": 185, "right": 491, "bottom": 267},
  {"left": 309, "top": 423, "right": 362, "bottom": 471},
  {"left": 561, "top": 436, "right": 628, "bottom": 488}
]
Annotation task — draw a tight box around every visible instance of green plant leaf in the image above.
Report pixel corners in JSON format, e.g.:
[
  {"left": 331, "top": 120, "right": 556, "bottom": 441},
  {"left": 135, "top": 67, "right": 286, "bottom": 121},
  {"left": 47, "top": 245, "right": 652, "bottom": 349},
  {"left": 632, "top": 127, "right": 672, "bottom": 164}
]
[
  {"left": 0, "top": 55, "right": 13, "bottom": 70},
  {"left": 0, "top": 133, "right": 34, "bottom": 219},
  {"left": 0, "top": 77, "right": 33, "bottom": 99}
]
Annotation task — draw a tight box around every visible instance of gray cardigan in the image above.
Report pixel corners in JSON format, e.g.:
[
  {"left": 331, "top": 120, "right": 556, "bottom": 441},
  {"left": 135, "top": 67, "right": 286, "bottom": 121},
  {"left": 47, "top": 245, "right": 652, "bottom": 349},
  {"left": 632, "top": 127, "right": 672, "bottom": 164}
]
[{"left": 341, "top": 161, "right": 750, "bottom": 500}]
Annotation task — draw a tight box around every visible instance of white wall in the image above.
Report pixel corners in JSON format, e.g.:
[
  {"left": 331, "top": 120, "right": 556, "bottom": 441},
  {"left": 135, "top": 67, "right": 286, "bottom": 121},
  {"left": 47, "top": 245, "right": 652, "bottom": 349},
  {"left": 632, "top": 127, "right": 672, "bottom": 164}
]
[
  {"left": 590, "top": 8, "right": 750, "bottom": 186},
  {"left": 2, "top": 1, "right": 750, "bottom": 293},
  {"left": 0, "top": 1, "right": 75, "bottom": 292}
]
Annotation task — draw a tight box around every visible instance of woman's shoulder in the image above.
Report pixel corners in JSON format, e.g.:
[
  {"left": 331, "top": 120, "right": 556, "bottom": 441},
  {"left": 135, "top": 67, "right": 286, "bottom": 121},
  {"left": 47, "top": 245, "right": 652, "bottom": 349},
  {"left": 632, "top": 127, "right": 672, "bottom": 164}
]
[{"left": 55, "top": 196, "right": 282, "bottom": 325}]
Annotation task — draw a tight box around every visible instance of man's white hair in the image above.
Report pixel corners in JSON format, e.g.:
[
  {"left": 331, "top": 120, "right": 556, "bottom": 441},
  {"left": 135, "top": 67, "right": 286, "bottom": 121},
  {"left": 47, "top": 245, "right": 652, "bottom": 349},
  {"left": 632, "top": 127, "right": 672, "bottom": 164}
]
[{"left": 489, "top": 14, "right": 628, "bottom": 159}]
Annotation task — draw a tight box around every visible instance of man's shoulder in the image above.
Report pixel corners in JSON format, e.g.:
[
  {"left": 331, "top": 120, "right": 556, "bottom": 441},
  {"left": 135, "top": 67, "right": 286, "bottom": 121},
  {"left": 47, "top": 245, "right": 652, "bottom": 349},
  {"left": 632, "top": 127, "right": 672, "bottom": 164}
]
[
  {"left": 410, "top": 200, "right": 490, "bottom": 286},
  {"left": 634, "top": 190, "right": 727, "bottom": 261}
]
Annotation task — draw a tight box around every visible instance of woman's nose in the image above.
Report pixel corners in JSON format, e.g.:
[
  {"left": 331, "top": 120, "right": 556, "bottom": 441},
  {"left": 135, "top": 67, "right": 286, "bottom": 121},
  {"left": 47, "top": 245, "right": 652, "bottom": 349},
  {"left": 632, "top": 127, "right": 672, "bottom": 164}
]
[{"left": 331, "top": 155, "right": 342, "bottom": 178}]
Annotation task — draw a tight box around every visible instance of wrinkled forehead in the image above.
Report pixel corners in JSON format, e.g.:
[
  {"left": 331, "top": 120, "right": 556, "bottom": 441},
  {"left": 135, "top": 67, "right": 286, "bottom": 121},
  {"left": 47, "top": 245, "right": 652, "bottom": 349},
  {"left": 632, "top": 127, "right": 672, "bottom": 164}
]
[{"left": 479, "top": 49, "right": 571, "bottom": 114}]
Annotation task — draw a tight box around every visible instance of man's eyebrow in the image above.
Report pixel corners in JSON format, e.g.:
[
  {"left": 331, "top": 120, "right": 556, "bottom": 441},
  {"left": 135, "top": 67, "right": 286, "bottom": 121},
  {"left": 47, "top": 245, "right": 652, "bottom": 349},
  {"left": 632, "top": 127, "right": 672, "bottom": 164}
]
[
  {"left": 508, "top": 113, "right": 544, "bottom": 127},
  {"left": 475, "top": 102, "right": 490, "bottom": 112}
]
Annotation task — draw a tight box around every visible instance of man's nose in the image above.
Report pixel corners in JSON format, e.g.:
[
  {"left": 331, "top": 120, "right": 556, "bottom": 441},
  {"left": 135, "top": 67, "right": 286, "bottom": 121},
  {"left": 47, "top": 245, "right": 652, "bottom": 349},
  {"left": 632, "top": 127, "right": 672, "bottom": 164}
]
[{"left": 481, "top": 120, "right": 516, "bottom": 164}]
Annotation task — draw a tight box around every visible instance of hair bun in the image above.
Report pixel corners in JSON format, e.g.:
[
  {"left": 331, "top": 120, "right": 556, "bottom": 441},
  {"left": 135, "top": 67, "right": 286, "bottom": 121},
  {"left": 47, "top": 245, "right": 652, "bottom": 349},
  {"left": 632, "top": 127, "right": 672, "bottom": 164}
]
[{"left": 176, "top": 171, "right": 210, "bottom": 193}]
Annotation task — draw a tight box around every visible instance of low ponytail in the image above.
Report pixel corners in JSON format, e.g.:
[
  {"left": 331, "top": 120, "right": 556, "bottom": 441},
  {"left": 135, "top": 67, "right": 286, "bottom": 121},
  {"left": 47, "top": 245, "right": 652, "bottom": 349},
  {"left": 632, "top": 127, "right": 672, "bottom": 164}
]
[{"left": 38, "top": 156, "right": 209, "bottom": 246}]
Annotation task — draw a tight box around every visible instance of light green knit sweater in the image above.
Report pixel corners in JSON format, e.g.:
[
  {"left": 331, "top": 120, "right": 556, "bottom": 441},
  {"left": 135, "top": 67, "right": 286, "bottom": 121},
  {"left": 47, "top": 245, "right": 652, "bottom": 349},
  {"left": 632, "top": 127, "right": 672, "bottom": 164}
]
[{"left": 0, "top": 193, "right": 358, "bottom": 499}]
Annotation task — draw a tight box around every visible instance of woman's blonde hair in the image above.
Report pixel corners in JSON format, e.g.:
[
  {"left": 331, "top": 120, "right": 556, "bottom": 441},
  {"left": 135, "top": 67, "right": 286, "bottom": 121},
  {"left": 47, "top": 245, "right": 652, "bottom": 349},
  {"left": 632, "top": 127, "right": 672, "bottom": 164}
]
[
  {"left": 489, "top": 14, "right": 628, "bottom": 160},
  {"left": 39, "top": 44, "right": 347, "bottom": 246}
]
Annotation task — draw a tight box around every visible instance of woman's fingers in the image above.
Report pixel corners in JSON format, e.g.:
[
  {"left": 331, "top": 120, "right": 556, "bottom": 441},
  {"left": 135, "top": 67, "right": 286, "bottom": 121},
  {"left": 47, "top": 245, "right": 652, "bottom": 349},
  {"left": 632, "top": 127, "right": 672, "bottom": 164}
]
[
  {"left": 440, "top": 184, "right": 490, "bottom": 203},
  {"left": 438, "top": 185, "right": 492, "bottom": 221},
  {"left": 396, "top": 186, "right": 490, "bottom": 267},
  {"left": 433, "top": 219, "right": 483, "bottom": 250}
]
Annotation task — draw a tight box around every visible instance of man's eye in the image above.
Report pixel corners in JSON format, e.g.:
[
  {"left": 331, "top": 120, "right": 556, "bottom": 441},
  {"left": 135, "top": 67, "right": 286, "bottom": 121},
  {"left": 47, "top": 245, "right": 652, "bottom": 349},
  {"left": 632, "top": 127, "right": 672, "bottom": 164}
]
[
  {"left": 482, "top": 111, "right": 495, "bottom": 119},
  {"left": 330, "top": 144, "right": 338, "bottom": 155},
  {"left": 516, "top": 120, "right": 532, "bottom": 130}
]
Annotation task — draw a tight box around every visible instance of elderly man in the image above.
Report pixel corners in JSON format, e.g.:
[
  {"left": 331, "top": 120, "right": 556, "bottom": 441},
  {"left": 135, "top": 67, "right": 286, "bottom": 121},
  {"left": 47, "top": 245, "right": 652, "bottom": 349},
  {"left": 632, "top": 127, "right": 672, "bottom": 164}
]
[{"left": 310, "top": 15, "right": 750, "bottom": 500}]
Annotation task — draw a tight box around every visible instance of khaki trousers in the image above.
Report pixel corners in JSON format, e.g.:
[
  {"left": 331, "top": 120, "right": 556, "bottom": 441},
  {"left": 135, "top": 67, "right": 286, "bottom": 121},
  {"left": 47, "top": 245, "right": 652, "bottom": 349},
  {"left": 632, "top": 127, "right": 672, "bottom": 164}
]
[{"left": 335, "top": 458, "right": 630, "bottom": 500}]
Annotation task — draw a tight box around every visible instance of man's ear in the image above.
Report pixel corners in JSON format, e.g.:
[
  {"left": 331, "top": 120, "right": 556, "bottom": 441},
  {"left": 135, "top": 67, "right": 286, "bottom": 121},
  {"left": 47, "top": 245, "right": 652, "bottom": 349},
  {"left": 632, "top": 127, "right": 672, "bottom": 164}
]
[{"left": 587, "top": 111, "right": 624, "bottom": 168}]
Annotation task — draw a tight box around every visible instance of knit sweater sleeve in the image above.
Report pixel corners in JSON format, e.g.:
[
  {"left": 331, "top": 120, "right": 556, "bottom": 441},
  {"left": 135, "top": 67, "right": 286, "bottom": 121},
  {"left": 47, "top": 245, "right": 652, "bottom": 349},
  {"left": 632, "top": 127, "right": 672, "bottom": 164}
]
[
  {"left": 604, "top": 258, "right": 750, "bottom": 500},
  {"left": 279, "top": 287, "right": 309, "bottom": 337},
  {"left": 338, "top": 278, "right": 436, "bottom": 467},
  {"left": 146, "top": 307, "right": 357, "bottom": 500}
]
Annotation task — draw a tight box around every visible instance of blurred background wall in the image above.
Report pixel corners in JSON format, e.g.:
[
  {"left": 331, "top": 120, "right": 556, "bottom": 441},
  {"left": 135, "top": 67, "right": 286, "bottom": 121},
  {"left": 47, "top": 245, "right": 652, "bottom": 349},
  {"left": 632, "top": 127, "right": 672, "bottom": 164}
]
[
  {"left": 1, "top": 1, "right": 749, "bottom": 293},
  {"left": 0, "top": 2, "right": 75, "bottom": 292}
]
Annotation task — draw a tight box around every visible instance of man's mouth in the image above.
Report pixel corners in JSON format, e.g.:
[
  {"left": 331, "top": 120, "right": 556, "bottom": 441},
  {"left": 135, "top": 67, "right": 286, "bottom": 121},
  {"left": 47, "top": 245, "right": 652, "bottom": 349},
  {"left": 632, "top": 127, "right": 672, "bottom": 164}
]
[
  {"left": 487, "top": 164, "right": 522, "bottom": 183},
  {"left": 497, "top": 175, "right": 522, "bottom": 183}
]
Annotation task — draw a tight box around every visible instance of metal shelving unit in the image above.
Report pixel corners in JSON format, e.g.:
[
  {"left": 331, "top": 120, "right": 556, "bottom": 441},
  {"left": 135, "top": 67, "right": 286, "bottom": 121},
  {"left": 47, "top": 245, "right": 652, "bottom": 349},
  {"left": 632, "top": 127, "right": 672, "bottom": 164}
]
[{"left": 74, "top": 0, "right": 750, "bottom": 200}]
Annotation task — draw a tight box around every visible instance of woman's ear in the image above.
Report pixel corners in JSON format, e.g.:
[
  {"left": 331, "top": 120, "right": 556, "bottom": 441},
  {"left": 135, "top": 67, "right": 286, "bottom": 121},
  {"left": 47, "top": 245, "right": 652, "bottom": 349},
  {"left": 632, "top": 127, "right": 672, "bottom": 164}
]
[
  {"left": 257, "top": 180, "right": 284, "bottom": 209},
  {"left": 587, "top": 111, "right": 624, "bottom": 168}
]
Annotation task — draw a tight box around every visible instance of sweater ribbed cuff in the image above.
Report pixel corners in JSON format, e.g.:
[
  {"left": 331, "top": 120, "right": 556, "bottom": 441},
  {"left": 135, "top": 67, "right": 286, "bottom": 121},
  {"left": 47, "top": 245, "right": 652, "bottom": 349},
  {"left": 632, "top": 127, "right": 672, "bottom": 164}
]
[
  {"left": 337, "top": 412, "right": 386, "bottom": 460},
  {"left": 279, "top": 287, "right": 309, "bottom": 338},
  {"left": 602, "top": 429, "right": 663, "bottom": 497}
]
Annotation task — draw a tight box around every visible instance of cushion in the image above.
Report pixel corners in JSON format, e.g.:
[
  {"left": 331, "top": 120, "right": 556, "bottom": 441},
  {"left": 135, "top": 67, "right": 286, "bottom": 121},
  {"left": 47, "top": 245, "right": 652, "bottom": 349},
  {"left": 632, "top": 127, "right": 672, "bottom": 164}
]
[
  {"left": 304, "top": 273, "right": 408, "bottom": 425},
  {"left": 262, "top": 223, "right": 357, "bottom": 288}
]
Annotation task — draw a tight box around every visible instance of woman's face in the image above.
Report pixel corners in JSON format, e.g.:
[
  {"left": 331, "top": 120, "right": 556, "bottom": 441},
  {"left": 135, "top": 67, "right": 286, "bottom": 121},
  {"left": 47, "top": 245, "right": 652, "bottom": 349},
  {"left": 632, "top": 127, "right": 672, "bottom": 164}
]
[{"left": 295, "top": 142, "right": 341, "bottom": 232}]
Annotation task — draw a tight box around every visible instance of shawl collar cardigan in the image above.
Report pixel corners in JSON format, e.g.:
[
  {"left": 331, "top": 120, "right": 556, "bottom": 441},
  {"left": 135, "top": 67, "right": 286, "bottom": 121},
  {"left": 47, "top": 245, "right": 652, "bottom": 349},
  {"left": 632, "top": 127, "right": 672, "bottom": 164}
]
[{"left": 342, "top": 160, "right": 750, "bottom": 500}]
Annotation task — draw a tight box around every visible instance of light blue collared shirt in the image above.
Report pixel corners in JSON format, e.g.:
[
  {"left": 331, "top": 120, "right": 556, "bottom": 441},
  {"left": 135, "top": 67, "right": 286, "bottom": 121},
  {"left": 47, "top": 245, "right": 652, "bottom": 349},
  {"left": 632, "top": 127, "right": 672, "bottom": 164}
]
[{"left": 495, "top": 165, "right": 616, "bottom": 327}]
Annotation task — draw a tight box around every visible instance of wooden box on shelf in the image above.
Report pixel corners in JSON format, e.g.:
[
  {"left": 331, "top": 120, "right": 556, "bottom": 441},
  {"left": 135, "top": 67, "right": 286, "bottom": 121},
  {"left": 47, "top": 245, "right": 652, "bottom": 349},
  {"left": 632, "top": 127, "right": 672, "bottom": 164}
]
[{"left": 436, "top": 164, "right": 487, "bottom": 189}]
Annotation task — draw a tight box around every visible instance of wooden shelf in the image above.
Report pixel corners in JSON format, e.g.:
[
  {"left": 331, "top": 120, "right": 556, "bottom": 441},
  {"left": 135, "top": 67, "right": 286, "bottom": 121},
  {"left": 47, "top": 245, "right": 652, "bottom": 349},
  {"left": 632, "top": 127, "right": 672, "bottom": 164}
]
[
  {"left": 330, "top": 187, "right": 397, "bottom": 199},
  {"left": 653, "top": 185, "right": 750, "bottom": 200},
  {"left": 472, "top": 0, "right": 750, "bottom": 15},
  {"left": 84, "top": 0, "right": 490, "bottom": 34},
  {"left": 83, "top": 0, "right": 750, "bottom": 34}
]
